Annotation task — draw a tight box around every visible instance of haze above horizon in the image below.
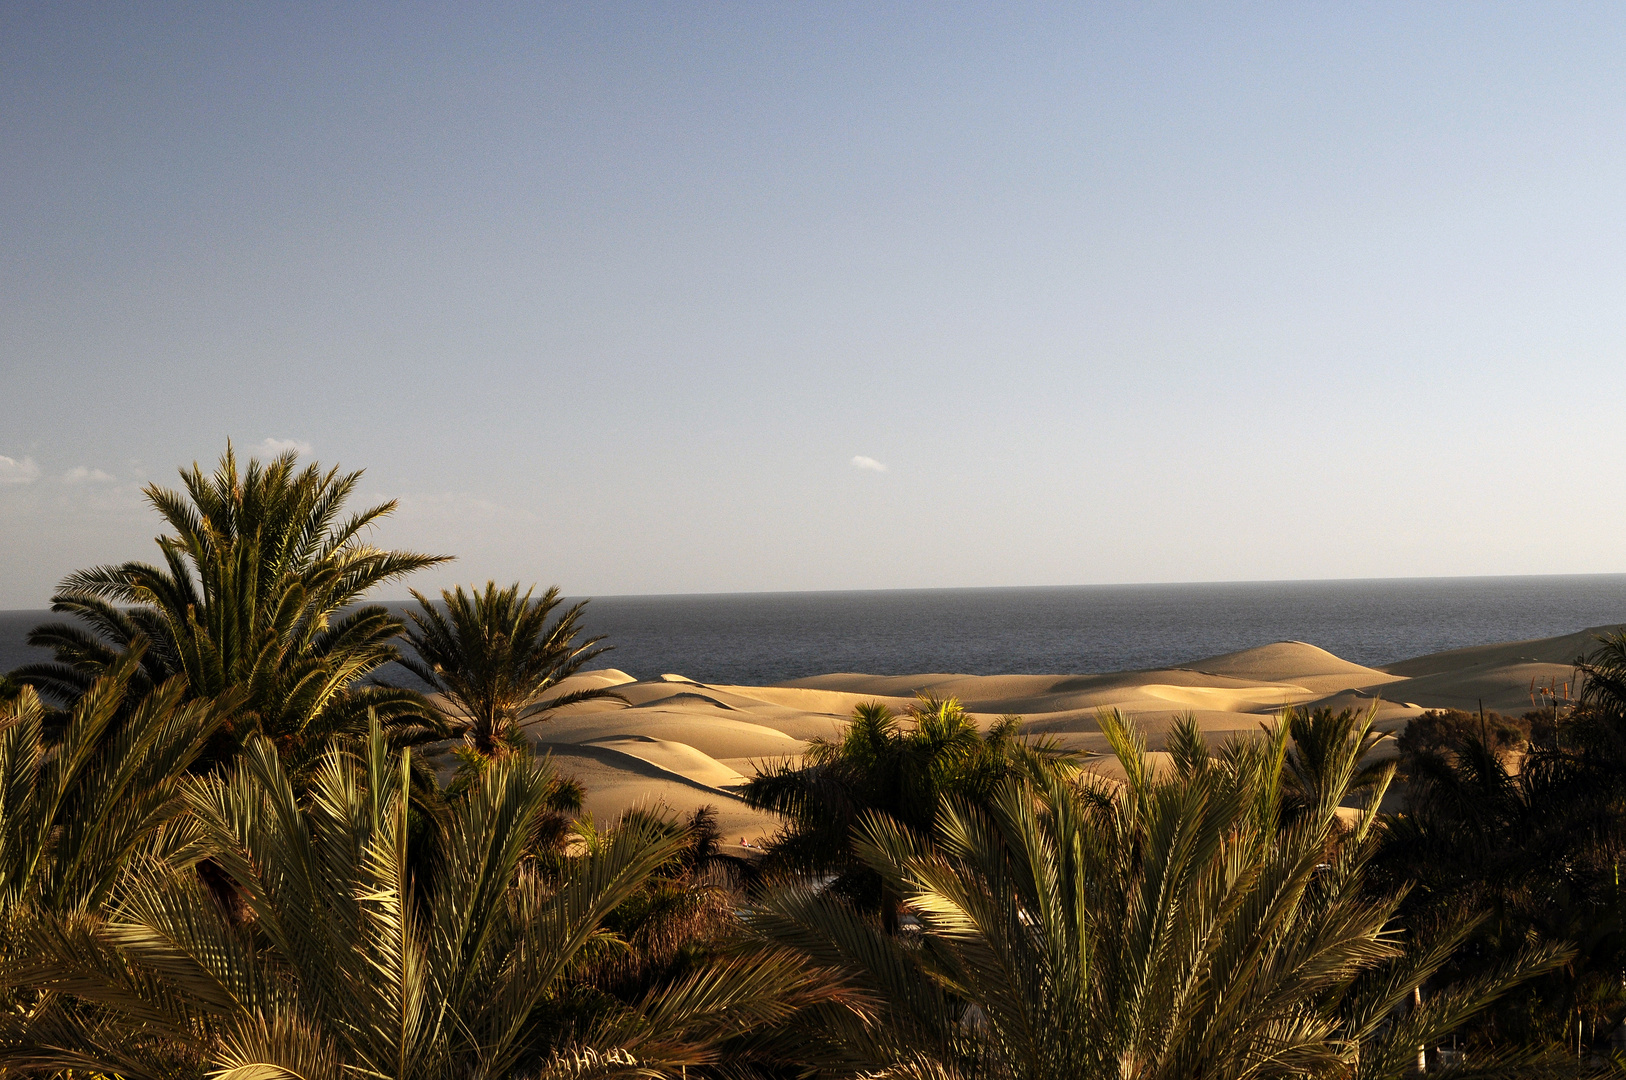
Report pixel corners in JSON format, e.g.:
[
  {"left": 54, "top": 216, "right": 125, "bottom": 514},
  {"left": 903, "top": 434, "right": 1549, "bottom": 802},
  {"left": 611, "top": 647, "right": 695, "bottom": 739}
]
[{"left": 4, "top": 4, "right": 1625, "bottom": 609}]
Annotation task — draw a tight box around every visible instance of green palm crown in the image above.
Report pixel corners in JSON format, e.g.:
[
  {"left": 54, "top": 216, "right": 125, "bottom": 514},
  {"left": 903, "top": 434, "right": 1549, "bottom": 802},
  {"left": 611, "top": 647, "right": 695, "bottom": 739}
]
[{"left": 14, "top": 442, "right": 450, "bottom": 769}]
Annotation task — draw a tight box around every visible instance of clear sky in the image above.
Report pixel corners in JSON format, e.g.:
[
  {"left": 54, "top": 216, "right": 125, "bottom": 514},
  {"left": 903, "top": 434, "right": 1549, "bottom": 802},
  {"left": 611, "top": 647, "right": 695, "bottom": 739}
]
[{"left": 3, "top": 3, "right": 1624, "bottom": 608}]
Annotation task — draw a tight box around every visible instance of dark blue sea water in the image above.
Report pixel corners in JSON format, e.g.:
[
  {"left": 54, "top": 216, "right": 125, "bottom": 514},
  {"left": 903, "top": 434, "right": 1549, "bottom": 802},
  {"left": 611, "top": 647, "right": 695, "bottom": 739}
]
[{"left": 5, "top": 575, "right": 1626, "bottom": 685}]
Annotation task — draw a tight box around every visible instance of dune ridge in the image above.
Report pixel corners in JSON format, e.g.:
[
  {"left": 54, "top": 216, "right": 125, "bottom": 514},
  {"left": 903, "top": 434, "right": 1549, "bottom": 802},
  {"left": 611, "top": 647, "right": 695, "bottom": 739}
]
[{"left": 497, "top": 624, "right": 1624, "bottom": 840}]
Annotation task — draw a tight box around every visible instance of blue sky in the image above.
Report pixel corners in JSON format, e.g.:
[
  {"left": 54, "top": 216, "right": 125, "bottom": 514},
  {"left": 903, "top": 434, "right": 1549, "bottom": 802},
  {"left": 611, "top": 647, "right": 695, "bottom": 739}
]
[{"left": 3, "top": 3, "right": 1624, "bottom": 607}]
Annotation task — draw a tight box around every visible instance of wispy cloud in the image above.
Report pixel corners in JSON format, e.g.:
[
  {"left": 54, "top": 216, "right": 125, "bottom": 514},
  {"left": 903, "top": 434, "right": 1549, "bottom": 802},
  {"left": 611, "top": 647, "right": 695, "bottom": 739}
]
[
  {"left": 850, "top": 455, "right": 887, "bottom": 473},
  {"left": 62, "top": 466, "right": 116, "bottom": 484},
  {"left": 256, "top": 438, "right": 313, "bottom": 458},
  {"left": 0, "top": 455, "right": 40, "bottom": 485}
]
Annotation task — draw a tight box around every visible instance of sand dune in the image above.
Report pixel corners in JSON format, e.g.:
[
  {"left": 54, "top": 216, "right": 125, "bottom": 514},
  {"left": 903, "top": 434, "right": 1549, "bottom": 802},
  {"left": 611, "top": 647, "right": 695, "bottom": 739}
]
[
  {"left": 580, "top": 735, "right": 750, "bottom": 793},
  {"left": 1375, "top": 624, "right": 1622, "bottom": 713},
  {"left": 497, "top": 625, "right": 1620, "bottom": 837},
  {"left": 1185, "top": 641, "right": 1402, "bottom": 694},
  {"left": 1381, "top": 626, "right": 1614, "bottom": 677}
]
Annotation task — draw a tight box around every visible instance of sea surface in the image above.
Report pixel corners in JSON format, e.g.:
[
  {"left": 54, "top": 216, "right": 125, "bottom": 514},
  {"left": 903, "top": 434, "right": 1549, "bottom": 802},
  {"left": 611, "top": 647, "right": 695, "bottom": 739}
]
[{"left": 4, "top": 575, "right": 1626, "bottom": 686}]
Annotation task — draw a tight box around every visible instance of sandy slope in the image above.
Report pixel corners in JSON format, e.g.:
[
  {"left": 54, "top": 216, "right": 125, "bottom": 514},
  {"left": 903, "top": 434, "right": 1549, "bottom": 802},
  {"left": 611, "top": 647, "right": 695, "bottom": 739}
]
[
  {"left": 1374, "top": 625, "right": 1620, "bottom": 713},
  {"left": 477, "top": 626, "right": 1623, "bottom": 840}
]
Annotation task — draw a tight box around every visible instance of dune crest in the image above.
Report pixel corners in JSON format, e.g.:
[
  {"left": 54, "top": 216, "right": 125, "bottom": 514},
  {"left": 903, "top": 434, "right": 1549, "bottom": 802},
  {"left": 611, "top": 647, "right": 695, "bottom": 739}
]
[{"left": 1184, "top": 641, "right": 1401, "bottom": 693}]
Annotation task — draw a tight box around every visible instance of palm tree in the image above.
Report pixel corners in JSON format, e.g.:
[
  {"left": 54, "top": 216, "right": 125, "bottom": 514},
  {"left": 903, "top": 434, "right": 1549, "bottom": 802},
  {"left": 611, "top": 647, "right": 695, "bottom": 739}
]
[
  {"left": 573, "top": 805, "right": 746, "bottom": 1004},
  {"left": 1276, "top": 704, "right": 1396, "bottom": 821},
  {"left": 748, "top": 712, "right": 1570, "bottom": 1080},
  {"left": 0, "top": 642, "right": 227, "bottom": 920},
  {"left": 744, "top": 696, "right": 1078, "bottom": 931},
  {"left": 745, "top": 696, "right": 1075, "bottom": 870},
  {"left": 0, "top": 720, "right": 850, "bottom": 1078},
  {"left": 12, "top": 443, "right": 450, "bottom": 770},
  {"left": 1380, "top": 695, "right": 1626, "bottom": 1056},
  {"left": 401, "top": 581, "right": 628, "bottom": 761},
  {"left": 1576, "top": 629, "right": 1626, "bottom": 711}
]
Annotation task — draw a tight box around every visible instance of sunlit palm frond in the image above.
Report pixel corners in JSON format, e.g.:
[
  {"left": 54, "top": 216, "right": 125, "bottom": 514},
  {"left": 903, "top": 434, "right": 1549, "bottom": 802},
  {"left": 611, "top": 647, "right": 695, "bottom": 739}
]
[
  {"left": 2, "top": 715, "right": 815, "bottom": 1078},
  {"left": 9, "top": 442, "right": 449, "bottom": 773},
  {"left": 0, "top": 646, "right": 227, "bottom": 919},
  {"left": 402, "top": 581, "right": 627, "bottom": 762},
  {"left": 752, "top": 707, "right": 1558, "bottom": 1080}
]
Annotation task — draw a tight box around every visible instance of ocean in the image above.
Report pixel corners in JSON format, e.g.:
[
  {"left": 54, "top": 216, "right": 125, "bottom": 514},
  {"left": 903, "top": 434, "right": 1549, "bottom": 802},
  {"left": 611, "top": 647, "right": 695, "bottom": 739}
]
[{"left": 4, "top": 574, "right": 1626, "bottom": 685}]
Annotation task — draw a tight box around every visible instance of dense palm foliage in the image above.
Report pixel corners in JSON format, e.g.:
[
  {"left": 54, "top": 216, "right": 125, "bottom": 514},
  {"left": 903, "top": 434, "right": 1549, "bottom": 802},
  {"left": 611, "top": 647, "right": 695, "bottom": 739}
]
[
  {"left": 14, "top": 444, "right": 449, "bottom": 770},
  {"left": 402, "top": 581, "right": 627, "bottom": 762},
  {"left": 744, "top": 697, "right": 1077, "bottom": 880},
  {"left": 574, "top": 806, "right": 751, "bottom": 1004},
  {"left": 1279, "top": 704, "right": 1396, "bottom": 818},
  {"left": 0, "top": 722, "right": 842, "bottom": 1078},
  {"left": 1378, "top": 639, "right": 1626, "bottom": 1056},
  {"left": 0, "top": 645, "right": 227, "bottom": 921},
  {"left": 750, "top": 710, "right": 1571, "bottom": 1080},
  {"left": 1576, "top": 629, "right": 1626, "bottom": 724}
]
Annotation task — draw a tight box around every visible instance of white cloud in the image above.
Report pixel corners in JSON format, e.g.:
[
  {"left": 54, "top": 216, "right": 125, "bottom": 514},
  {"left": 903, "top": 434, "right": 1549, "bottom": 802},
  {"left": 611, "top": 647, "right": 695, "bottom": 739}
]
[
  {"left": 62, "top": 466, "right": 116, "bottom": 484},
  {"left": 256, "top": 438, "right": 313, "bottom": 458},
  {"left": 850, "top": 455, "right": 887, "bottom": 473},
  {"left": 0, "top": 455, "right": 40, "bottom": 484}
]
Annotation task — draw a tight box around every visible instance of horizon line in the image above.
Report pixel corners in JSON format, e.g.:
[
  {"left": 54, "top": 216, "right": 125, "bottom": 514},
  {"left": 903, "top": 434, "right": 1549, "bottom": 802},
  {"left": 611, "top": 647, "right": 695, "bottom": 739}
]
[{"left": 10, "top": 569, "right": 1625, "bottom": 613}]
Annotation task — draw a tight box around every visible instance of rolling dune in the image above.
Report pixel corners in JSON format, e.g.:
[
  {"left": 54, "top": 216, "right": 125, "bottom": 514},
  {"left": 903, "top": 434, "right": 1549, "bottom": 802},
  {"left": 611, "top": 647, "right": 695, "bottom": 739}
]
[{"left": 475, "top": 624, "right": 1624, "bottom": 840}]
